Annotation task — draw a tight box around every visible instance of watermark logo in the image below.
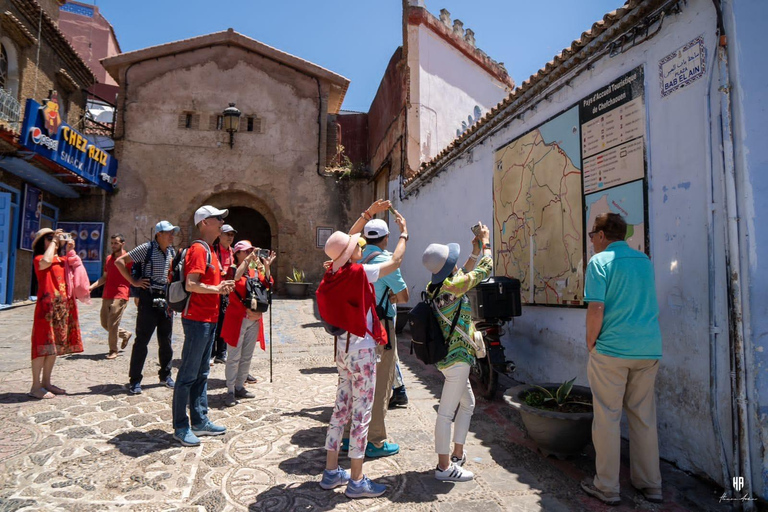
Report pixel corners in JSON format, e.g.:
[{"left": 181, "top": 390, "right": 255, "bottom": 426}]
[{"left": 719, "top": 476, "right": 757, "bottom": 503}]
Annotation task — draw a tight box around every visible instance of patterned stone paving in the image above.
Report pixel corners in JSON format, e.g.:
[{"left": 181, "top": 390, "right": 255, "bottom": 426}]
[{"left": 0, "top": 299, "right": 727, "bottom": 511}]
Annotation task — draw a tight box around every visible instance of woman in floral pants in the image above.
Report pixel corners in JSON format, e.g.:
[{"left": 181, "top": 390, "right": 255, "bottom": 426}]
[{"left": 317, "top": 199, "right": 408, "bottom": 499}]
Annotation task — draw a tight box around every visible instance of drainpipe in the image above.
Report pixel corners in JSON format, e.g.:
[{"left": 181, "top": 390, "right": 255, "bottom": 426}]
[{"left": 715, "top": 8, "right": 754, "bottom": 507}]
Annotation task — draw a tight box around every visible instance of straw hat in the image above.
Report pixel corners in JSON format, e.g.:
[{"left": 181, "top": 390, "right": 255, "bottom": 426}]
[{"left": 31, "top": 228, "right": 55, "bottom": 250}]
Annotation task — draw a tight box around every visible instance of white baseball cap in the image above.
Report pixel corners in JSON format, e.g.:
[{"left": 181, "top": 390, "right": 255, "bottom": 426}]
[
  {"left": 364, "top": 219, "right": 389, "bottom": 238},
  {"left": 221, "top": 224, "right": 237, "bottom": 234},
  {"left": 194, "top": 205, "right": 229, "bottom": 226}
]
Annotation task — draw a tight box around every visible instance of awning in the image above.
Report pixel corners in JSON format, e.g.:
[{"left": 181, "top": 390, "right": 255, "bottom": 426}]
[{"left": 0, "top": 154, "right": 79, "bottom": 198}]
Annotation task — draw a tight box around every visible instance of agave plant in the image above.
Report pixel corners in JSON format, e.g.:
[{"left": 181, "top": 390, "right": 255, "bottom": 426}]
[
  {"left": 527, "top": 378, "right": 592, "bottom": 408},
  {"left": 286, "top": 268, "right": 306, "bottom": 283}
]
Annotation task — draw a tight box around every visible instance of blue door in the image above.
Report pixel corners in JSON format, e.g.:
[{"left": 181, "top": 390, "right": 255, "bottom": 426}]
[{"left": 0, "top": 192, "right": 11, "bottom": 304}]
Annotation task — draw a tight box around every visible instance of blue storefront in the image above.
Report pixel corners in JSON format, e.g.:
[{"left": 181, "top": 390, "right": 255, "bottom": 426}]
[{"left": 0, "top": 97, "right": 118, "bottom": 305}]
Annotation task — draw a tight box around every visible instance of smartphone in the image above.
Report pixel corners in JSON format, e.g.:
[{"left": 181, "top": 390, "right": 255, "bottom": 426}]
[
  {"left": 388, "top": 206, "right": 397, "bottom": 216},
  {"left": 258, "top": 249, "right": 270, "bottom": 259},
  {"left": 471, "top": 223, "right": 483, "bottom": 237}
]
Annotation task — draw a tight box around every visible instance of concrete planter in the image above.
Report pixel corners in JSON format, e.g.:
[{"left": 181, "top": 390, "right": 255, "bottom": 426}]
[
  {"left": 504, "top": 383, "right": 593, "bottom": 459},
  {"left": 285, "top": 282, "right": 311, "bottom": 298}
]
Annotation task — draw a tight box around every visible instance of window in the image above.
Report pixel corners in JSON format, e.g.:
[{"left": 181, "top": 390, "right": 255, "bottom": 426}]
[
  {"left": 178, "top": 112, "right": 200, "bottom": 130},
  {"left": 217, "top": 115, "right": 223, "bottom": 130},
  {"left": 247, "top": 117, "right": 254, "bottom": 132},
  {"left": 185, "top": 113, "right": 193, "bottom": 129}
]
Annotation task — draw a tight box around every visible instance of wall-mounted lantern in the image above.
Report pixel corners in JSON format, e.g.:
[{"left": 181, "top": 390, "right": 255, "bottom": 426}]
[{"left": 222, "top": 102, "right": 241, "bottom": 149}]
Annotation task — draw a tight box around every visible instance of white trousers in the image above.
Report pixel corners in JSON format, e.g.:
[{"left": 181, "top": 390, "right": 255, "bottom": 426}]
[
  {"left": 225, "top": 318, "right": 259, "bottom": 392},
  {"left": 435, "top": 362, "right": 475, "bottom": 454}
]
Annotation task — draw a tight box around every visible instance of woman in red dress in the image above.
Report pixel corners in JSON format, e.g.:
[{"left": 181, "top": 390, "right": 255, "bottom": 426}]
[{"left": 29, "top": 228, "right": 84, "bottom": 399}]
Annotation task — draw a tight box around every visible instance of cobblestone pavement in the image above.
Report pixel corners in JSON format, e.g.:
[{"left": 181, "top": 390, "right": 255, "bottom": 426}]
[{"left": 0, "top": 299, "right": 727, "bottom": 511}]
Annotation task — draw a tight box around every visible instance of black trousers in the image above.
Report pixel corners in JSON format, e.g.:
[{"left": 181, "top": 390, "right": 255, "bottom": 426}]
[
  {"left": 129, "top": 292, "right": 173, "bottom": 385},
  {"left": 213, "top": 294, "right": 229, "bottom": 359}
]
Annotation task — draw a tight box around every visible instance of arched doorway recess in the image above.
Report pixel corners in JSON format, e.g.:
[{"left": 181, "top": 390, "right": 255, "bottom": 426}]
[{"left": 225, "top": 206, "right": 271, "bottom": 250}]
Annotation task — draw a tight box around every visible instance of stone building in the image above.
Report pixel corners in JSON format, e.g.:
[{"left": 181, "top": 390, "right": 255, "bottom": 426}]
[
  {"left": 102, "top": 30, "right": 368, "bottom": 288},
  {"left": 0, "top": 0, "right": 116, "bottom": 305}
]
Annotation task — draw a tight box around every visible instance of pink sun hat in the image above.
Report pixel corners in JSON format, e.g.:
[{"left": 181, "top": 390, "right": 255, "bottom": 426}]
[
  {"left": 233, "top": 240, "right": 255, "bottom": 254},
  {"left": 324, "top": 231, "right": 361, "bottom": 272}
]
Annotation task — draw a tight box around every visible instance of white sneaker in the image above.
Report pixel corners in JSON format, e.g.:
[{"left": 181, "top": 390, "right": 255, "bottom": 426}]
[
  {"left": 435, "top": 462, "right": 474, "bottom": 482},
  {"left": 450, "top": 452, "right": 467, "bottom": 466}
]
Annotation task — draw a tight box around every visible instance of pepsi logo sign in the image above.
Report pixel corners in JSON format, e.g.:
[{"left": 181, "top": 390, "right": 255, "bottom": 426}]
[{"left": 29, "top": 127, "right": 58, "bottom": 151}]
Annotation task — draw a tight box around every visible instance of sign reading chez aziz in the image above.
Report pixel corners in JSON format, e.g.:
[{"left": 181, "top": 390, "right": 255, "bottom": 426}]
[{"left": 20, "top": 96, "right": 118, "bottom": 192}]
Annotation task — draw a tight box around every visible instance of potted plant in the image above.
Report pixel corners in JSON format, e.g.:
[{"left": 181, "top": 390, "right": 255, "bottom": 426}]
[
  {"left": 285, "top": 268, "right": 311, "bottom": 298},
  {"left": 504, "top": 378, "right": 593, "bottom": 459}
]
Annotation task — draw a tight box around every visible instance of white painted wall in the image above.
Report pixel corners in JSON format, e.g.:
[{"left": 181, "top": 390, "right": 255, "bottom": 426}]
[
  {"left": 392, "top": 0, "right": 735, "bottom": 488},
  {"left": 414, "top": 25, "right": 511, "bottom": 163}
]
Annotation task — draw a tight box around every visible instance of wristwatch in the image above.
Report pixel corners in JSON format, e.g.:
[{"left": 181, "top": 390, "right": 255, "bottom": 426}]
[
  {"left": 482, "top": 243, "right": 491, "bottom": 250},
  {"left": 400, "top": 233, "right": 409, "bottom": 241}
]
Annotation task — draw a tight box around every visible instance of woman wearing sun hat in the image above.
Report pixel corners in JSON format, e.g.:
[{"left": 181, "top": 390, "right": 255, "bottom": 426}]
[
  {"left": 421, "top": 221, "right": 492, "bottom": 482},
  {"left": 220, "top": 240, "right": 275, "bottom": 407},
  {"left": 316, "top": 199, "right": 408, "bottom": 499},
  {"left": 29, "top": 228, "right": 85, "bottom": 399}
]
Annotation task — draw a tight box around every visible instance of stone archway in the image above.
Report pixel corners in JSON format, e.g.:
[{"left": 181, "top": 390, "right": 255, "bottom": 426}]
[
  {"left": 225, "top": 206, "right": 271, "bottom": 250},
  {"left": 180, "top": 186, "right": 282, "bottom": 286}
]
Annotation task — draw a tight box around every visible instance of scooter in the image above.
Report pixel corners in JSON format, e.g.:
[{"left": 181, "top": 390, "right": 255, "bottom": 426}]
[{"left": 470, "top": 318, "right": 516, "bottom": 400}]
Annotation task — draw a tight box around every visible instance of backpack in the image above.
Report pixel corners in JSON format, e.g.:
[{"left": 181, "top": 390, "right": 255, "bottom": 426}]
[
  {"left": 361, "top": 248, "right": 391, "bottom": 319},
  {"left": 234, "top": 272, "right": 270, "bottom": 313},
  {"left": 408, "top": 287, "right": 461, "bottom": 365},
  {"left": 167, "top": 240, "right": 212, "bottom": 313}
]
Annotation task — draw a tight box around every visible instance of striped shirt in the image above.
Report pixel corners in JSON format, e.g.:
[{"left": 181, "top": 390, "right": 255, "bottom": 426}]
[{"left": 128, "top": 240, "right": 175, "bottom": 291}]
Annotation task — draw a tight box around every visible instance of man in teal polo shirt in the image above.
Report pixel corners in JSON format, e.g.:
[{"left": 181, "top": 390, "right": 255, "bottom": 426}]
[{"left": 580, "top": 213, "right": 663, "bottom": 506}]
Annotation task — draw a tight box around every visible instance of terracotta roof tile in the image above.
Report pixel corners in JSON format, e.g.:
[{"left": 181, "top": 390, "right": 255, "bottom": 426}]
[{"left": 404, "top": 0, "right": 666, "bottom": 189}]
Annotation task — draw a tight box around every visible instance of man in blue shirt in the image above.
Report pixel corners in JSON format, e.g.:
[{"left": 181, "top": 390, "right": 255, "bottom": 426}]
[
  {"left": 342, "top": 218, "right": 409, "bottom": 458},
  {"left": 580, "top": 213, "right": 663, "bottom": 506}
]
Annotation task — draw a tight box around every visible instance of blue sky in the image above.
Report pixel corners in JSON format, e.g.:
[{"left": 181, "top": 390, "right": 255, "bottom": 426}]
[{"left": 97, "top": 0, "right": 625, "bottom": 112}]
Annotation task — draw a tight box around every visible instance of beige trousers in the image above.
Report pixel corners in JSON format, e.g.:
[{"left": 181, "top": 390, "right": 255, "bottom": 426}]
[
  {"left": 344, "top": 316, "right": 397, "bottom": 448},
  {"left": 587, "top": 351, "right": 662, "bottom": 493},
  {"left": 100, "top": 298, "right": 130, "bottom": 353}
]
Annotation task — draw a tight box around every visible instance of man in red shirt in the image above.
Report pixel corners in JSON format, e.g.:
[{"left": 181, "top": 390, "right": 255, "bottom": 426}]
[
  {"left": 172, "top": 205, "right": 235, "bottom": 447},
  {"left": 89, "top": 234, "right": 133, "bottom": 359}
]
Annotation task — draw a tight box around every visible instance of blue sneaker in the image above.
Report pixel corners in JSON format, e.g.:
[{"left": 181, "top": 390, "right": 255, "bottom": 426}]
[
  {"left": 191, "top": 420, "right": 226, "bottom": 437},
  {"left": 345, "top": 475, "right": 386, "bottom": 499},
  {"left": 173, "top": 428, "right": 200, "bottom": 447},
  {"left": 126, "top": 382, "right": 142, "bottom": 395},
  {"left": 319, "top": 466, "right": 350, "bottom": 490},
  {"left": 365, "top": 441, "right": 399, "bottom": 458},
  {"left": 162, "top": 376, "right": 175, "bottom": 388},
  {"left": 340, "top": 438, "right": 349, "bottom": 452}
]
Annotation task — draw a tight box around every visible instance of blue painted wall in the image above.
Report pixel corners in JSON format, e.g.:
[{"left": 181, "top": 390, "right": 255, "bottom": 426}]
[{"left": 725, "top": 0, "right": 768, "bottom": 498}]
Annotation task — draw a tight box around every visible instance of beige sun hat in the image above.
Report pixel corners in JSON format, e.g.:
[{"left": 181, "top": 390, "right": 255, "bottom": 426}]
[
  {"left": 31, "top": 227, "right": 55, "bottom": 250},
  {"left": 324, "top": 231, "right": 361, "bottom": 272}
]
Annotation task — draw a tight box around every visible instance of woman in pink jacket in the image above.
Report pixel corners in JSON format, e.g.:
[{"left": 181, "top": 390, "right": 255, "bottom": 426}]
[{"left": 220, "top": 240, "right": 274, "bottom": 407}]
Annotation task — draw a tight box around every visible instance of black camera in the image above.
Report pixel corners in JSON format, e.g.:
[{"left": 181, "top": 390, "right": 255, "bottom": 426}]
[{"left": 150, "top": 288, "right": 167, "bottom": 309}]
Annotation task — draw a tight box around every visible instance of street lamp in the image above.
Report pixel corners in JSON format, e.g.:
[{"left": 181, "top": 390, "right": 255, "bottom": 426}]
[{"left": 222, "top": 102, "right": 241, "bottom": 149}]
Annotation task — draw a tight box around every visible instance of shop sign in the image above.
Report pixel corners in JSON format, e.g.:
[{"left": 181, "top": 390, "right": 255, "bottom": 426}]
[{"left": 20, "top": 95, "right": 118, "bottom": 191}]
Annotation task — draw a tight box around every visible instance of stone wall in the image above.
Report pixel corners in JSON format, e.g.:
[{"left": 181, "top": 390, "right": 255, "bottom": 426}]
[{"left": 108, "top": 44, "right": 367, "bottom": 290}]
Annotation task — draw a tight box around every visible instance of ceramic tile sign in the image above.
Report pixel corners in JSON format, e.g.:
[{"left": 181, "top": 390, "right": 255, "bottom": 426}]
[{"left": 659, "top": 35, "right": 707, "bottom": 98}]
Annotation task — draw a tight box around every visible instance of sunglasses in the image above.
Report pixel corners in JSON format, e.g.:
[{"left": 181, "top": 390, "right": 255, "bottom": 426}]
[
  {"left": 357, "top": 238, "right": 367, "bottom": 248},
  {"left": 588, "top": 230, "right": 602, "bottom": 240},
  {"left": 45, "top": 235, "right": 54, "bottom": 241}
]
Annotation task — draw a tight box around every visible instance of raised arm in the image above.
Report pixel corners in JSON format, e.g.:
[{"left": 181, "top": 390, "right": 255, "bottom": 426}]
[
  {"left": 377, "top": 211, "right": 408, "bottom": 278},
  {"left": 349, "top": 199, "right": 391, "bottom": 235}
]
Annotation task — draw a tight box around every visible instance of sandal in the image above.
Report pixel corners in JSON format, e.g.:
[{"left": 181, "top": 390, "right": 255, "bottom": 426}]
[
  {"left": 27, "top": 389, "right": 55, "bottom": 400},
  {"left": 44, "top": 384, "right": 67, "bottom": 395}
]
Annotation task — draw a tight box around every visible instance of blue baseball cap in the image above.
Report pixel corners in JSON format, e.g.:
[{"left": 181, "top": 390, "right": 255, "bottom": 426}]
[{"left": 154, "top": 220, "right": 180, "bottom": 235}]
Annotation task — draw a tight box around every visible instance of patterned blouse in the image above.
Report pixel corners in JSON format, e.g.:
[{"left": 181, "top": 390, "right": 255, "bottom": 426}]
[{"left": 427, "top": 255, "right": 493, "bottom": 370}]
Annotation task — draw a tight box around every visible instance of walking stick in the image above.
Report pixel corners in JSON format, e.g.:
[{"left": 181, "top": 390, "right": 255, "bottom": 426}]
[{"left": 269, "top": 287, "right": 273, "bottom": 383}]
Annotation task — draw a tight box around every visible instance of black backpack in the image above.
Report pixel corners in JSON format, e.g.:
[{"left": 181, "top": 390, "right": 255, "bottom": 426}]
[
  {"left": 167, "top": 240, "right": 211, "bottom": 313},
  {"left": 408, "top": 287, "right": 461, "bottom": 365},
  {"left": 235, "top": 273, "right": 270, "bottom": 313}
]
